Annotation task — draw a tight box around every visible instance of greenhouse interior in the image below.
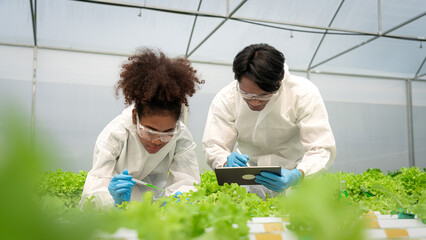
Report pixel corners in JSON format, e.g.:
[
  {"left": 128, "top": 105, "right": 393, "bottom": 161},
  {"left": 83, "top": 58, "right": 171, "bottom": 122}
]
[{"left": 1, "top": 0, "right": 426, "bottom": 240}]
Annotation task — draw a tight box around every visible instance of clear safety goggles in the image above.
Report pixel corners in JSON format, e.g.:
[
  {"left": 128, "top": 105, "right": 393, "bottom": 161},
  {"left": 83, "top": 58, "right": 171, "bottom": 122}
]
[
  {"left": 136, "top": 115, "right": 180, "bottom": 143},
  {"left": 236, "top": 83, "right": 277, "bottom": 101}
]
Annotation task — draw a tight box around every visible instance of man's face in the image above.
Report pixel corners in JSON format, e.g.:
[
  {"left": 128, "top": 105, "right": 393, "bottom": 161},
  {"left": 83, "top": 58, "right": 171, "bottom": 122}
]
[{"left": 238, "top": 76, "right": 274, "bottom": 111}]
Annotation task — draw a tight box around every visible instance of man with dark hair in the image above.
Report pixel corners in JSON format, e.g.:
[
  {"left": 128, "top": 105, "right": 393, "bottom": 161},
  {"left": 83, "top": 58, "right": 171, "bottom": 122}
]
[{"left": 202, "top": 43, "right": 336, "bottom": 198}]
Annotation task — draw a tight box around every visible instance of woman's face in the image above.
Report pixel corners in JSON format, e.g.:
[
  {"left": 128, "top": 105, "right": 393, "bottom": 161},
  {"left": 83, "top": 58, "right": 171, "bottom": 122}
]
[{"left": 133, "top": 109, "right": 177, "bottom": 154}]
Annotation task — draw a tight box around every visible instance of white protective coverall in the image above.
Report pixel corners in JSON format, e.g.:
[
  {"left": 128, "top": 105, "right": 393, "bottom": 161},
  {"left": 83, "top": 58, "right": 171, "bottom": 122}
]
[
  {"left": 202, "top": 64, "right": 336, "bottom": 198},
  {"left": 80, "top": 107, "right": 200, "bottom": 208}
]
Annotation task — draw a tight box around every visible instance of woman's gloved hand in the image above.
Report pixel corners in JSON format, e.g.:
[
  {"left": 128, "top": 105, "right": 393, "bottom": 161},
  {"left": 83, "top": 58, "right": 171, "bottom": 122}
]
[
  {"left": 108, "top": 169, "right": 135, "bottom": 205},
  {"left": 255, "top": 168, "right": 302, "bottom": 192},
  {"left": 225, "top": 152, "right": 249, "bottom": 167},
  {"left": 174, "top": 191, "right": 183, "bottom": 202}
]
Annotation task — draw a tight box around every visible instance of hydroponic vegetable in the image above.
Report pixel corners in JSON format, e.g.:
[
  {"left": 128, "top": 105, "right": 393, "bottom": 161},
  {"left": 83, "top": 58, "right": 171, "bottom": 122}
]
[{"left": 34, "top": 167, "right": 426, "bottom": 239}]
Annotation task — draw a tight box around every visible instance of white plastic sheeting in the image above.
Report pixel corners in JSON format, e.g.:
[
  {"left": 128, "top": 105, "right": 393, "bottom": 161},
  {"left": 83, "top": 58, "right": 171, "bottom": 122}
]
[
  {"left": 34, "top": 49, "right": 126, "bottom": 170},
  {"left": 1, "top": 0, "right": 425, "bottom": 172},
  {"left": 0, "top": 45, "right": 33, "bottom": 125},
  {"left": 310, "top": 74, "right": 409, "bottom": 173},
  {"left": 412, "top": 81, "right": 426, "bottom": 169}
]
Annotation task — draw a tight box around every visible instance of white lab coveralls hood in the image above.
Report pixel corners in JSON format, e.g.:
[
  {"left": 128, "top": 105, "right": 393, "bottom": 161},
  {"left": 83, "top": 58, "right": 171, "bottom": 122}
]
[
  {"left": 80, "top": 106, "right": 200, "bottom": 209},
  {"left": 202, "top": 64, "right": 336, "bottom": 199}
]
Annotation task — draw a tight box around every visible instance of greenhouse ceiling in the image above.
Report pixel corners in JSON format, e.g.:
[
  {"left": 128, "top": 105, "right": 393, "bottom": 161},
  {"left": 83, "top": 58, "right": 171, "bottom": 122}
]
[{"left": 1, "top": 0, "right": 425, "bottom": 80}]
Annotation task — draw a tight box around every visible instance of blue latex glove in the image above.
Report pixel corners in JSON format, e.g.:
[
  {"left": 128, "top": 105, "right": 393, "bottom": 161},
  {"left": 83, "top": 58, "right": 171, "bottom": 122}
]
[
  {"left": 225, "top": 152, "right": 249, "bottom": 167},
  {"left": 174, "top": 191, "right": 191, "bottom": 203},
  {"left": 108, "top": 169, "right": 135, "bottom": 205},
  {"left": 255, "top": 168, "right": 302, "bottom": 192},
  {"left": 174, "top": 191, "right": 183, "bottom": 198},
  {"left": 163, "top": 191, "right": 186, "bottom": 205},
  {"left": 174, "top": 191, "right": 183, "bottom": 202}
]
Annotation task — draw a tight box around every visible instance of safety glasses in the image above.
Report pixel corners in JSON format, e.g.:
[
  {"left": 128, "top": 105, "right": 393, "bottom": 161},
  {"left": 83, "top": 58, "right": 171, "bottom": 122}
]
[
  {"left": 136, "top": 115, "right": 180, "bottom": 143},
  {"left": 236, "top": 83, "right": 277, "bottom": 101}
]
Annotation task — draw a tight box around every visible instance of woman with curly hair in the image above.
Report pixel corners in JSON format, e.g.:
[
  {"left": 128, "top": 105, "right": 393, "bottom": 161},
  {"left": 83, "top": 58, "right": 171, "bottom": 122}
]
[{"left": 80, "top": 48, "right": 204, "bottom": 208}]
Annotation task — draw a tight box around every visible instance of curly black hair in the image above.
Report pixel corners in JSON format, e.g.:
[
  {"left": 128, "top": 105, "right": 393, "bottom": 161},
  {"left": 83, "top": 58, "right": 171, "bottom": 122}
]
[{"left": 115, "top": 48, "right": 204, "bottom": 120}]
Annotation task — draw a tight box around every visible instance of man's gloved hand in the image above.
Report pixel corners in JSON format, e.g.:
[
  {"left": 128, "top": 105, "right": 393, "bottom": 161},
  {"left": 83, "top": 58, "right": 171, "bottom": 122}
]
[
  {"left": 225, "top": 152, "right": 249, "bottom": 167},
  {"left": 255, "top": 168, "right": 302, "bottom": 192},
  {"left": 108, "top": 169, "right": 135, "bottom": 205}
]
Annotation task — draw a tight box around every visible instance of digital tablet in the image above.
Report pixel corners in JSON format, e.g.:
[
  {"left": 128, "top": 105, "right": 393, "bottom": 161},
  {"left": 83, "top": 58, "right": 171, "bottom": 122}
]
[{"left": 215, "top": 166, "right": 281, "bottom": 186}]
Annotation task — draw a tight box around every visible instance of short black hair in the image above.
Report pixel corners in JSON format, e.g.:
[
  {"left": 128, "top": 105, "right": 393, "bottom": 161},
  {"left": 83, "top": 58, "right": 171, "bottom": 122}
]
[{"left": 232, "top": 43, "right": 285, "bottom": 92}]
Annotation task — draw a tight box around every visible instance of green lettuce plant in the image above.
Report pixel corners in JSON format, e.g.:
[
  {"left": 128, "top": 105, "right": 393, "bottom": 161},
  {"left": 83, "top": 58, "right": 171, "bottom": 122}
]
[
  {"left": 280, "top": 176, "right": 367, "bottom": 240},
  {"left": 372, "top": 183, "right": 417, "bottom": 218}
]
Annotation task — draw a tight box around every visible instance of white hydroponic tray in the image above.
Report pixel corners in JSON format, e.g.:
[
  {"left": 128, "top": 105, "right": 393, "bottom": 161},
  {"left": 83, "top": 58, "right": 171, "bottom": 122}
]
[
  {"left": 94, "top": 211, "right": 426, "bottom": 240},
  {"left": 247, "top": 212, "right": 426, "bottom": 240}
]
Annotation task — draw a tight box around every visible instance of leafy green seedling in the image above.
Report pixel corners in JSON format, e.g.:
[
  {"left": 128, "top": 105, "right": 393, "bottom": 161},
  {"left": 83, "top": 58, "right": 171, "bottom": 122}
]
[{"left": 372, "top": 183, "right": 417, "bottom": 218}]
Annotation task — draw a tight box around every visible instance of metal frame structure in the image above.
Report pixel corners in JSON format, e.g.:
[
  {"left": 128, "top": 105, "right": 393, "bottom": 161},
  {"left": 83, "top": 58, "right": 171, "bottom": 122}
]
[
  {"left": 8, "top": 0, "right": 425, "bottom": 166},
  {"left": 187, "top": 0, "right": 247, "bottom": 57},
  {"left": 307, "top": 0, "right": 346, "bottom": 77},
  {"left": 29, "top": 0, "right": 37, "bottom": 143}
]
